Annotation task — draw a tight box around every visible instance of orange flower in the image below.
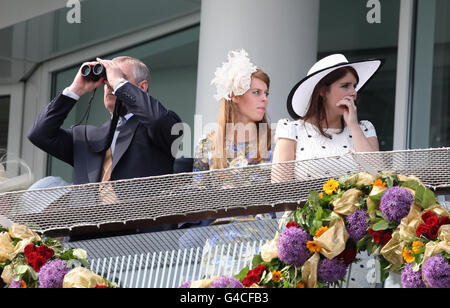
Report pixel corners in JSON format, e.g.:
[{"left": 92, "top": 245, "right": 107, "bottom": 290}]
[
  {"left": 319, "top": 193, "right": 324, "bottom": 199},
  {"left": 373, "top": 179, "right": 387, "bottom": 187},
  {"left": 412, "top": 241, "right": 424, "bottom": 254},
  {"left": 402, "top": 247, "right": 415, "bottom": 263},
  {"left": 20, "top": 280, "right": 27, "bottom": 288},
  {"left": 272, "top": 270, "right": 282, "bottom": 282},
  {"left": 295, "top": 282, "right": 305, "bottom": 288},
  {"left": 323, "top": 179, "right": 339, "bottom": 195},
  {"left": 306, "top": 241, "right": 321, "bottom": 253},
  {"left": 315, "top": 226, "right": 329, "bottom": 238}
]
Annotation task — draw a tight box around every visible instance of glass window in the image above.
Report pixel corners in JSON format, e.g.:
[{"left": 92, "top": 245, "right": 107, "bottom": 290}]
[
  {"left": 410, "top": 0, "right": 450, "bottom": 148},
  {"left": 53, "top": 0, "right": 200, "bottom": 55},
  {"left": 0, "top": 0, "right": 200, "bottom": 84},
  {"left": 0, "top": 96, "right": 10, "bottom": 151},
  {"left": 318, "top": 0, "right": 400, "bottom": 151},
  {"left": 49, "top": 26, "right": 199, "bottom": 183}
]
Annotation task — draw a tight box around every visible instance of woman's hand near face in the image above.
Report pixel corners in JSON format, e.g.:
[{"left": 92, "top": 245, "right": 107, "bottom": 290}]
[
  {"left": 335, "top": 95, "right": 379, "bottom": 152},
  {"left": 336, "top": 96, "right": 359, "bottom": 128}
]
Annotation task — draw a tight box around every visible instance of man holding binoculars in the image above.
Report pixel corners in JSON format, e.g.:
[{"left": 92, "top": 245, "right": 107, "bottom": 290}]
[{"left": 28, "top": 56, "right": 183, "bottom": 185}]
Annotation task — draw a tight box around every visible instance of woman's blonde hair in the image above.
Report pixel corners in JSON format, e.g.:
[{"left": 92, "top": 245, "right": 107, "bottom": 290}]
[{"left": 210, "top": 69, "right": 272, "bottom": 169}]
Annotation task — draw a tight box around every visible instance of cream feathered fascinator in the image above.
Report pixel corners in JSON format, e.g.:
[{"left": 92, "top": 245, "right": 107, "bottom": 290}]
[{"left": 211, "top": 49, "right": 258, "bottom": 102}]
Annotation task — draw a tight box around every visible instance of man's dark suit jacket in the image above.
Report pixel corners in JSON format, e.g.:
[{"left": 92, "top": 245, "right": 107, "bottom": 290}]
[
  {"left": 28, "top": 82, "right": 182, "bottom": 185},
  {"left": 28, "top": 83, "right": 183, "bottom": 239}
]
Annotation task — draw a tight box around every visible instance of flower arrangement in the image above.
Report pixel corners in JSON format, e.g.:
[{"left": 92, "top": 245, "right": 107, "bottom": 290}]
[
  {"left": 180, "top": 171, "right": 449, "bottom": 288},
  {"left": 0, "top": 224, "right": 115, "bottom": 288}
]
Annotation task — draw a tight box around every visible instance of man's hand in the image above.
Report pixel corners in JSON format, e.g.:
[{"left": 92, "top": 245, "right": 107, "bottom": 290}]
[
  {"left": 68, "top": 61, "right": 104, "bottom": 97},
  {"left": 96, "top": 58, "right": 127, "bottom": 90}
]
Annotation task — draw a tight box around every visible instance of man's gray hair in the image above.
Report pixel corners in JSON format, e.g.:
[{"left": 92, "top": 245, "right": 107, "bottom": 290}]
[{"left": 113, "top": 56, "right": 150, "bottom": 84}]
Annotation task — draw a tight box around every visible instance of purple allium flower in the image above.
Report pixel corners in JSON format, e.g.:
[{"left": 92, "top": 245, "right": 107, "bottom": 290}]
[
  {"left": 422, "top": 255, "right": 450, "bottom": 288},
  {"left": 8, "top": 278, "right": 23, "bottom": 288},
  {"left": 317, "top": 258, "right": 347, "bottom": 283},
  {"left": 401, "top": 263, "right": 426, "bottom": 288},
  {"left": 210, "top": 276, "right": 243, "bottom": 288},
  {"left": 179, "top": 281, "right": 191, "bottom": 288},
  {"left": 346, "top": 210, "right": 370, "bottom": 241},
  {"left": 38, "top": 259, "right": 71, "bottom": 288},
  {"left": 277, "top": 226, "right": 311, "bottom": 267},
  {"left": 379, "top": 187, "right": 414, "bottom": 223}
]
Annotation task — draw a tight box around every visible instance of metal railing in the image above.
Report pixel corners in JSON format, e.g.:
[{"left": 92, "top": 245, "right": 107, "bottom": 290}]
[{"left": 1, "top": 148, "right": 449, "bottom": 288}]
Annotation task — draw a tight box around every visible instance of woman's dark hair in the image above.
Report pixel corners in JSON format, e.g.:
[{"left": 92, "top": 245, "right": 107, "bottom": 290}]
[{"left": 302, "top": 66, "right": 359, "bottom": 139}]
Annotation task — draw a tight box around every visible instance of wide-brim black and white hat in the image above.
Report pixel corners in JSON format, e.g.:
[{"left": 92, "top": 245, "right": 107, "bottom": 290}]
[{"left": 287, "top": 54, "right": 384, "bottom": 119}]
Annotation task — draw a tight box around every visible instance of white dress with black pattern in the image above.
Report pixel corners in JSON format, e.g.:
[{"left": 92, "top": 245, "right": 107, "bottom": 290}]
[{"left": 274, "top": 118, "right": 377, "bottom": 161}]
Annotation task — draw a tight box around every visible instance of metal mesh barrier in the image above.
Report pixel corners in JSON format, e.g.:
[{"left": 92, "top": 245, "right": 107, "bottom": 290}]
[{"left": 0, "top": 148, "right": 449, "bottom": 235}]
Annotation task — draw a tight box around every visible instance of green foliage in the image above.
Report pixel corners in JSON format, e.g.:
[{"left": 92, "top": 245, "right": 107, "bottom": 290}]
[
  {"left": 414, "top": 185, "right": 437, "bottom": 209},
  {"left": 368, "top": 190, "right": 384, "bottom": 211},
  {"left": 234, "top": 265, "right": 249, "bottom": 282},
  {"left": 401, "top": 180, "right": 420, "bottom": 191},
  {"left": 294, "top": 190, "right": 333, "bottom": 236},
  {"left": 441, "top": 251, "right": 450, "bottom": 261},
  {"left": 378, "top": 256, "right": 391, "bottom": 282},
  {"left": 378, "top": 172, "right": 398, "bottom": 188}
]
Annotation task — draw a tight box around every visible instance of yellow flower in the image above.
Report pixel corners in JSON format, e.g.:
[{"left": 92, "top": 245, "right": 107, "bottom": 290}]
[
  {"left": 306, "top": 241, "right": 321, "bottom": 253},
  {"left": 315, "top": 227, "right": 329, "bottom": 238},
  {"left": 295, "top": 282, "right": 305, "bottom": 288},
  {"left": 402, "top": 247, "right": 415, "bottom": 263},
  {"left": 319, "top": 193, "right": 324, "bottom": 199},
  {"left": 272, "top": 270, "right": 282, "bottom": 282},
  {"left": 412, "top": 241, "right": 424, "bottom": 254},
  {"left": 373, "top": 179, "right": 387, "bottom": 187},
  {"left": 323, "top": 179, "right": 339, "bottom": 195}
]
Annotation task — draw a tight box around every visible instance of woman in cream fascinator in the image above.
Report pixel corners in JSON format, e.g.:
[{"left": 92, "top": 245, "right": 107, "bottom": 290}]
[
  {"left": 194, "top": 49, "right": 273, "bottom": 172},
  {"left": 185, "top": 49, "right": 274, "bottom": 228}
]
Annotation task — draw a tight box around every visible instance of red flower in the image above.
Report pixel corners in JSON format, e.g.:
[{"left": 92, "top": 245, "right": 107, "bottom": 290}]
[
  {"left": 242, "top": 265, "right": 267, "bottom": 287},
  {"left": 24, "top": 244, "right": 36, "bottom": 258},
  {"left": 368, "top": 229, "right": 392, "bottom": 245},
  {"left": 249, "top": 265, "right": 267, "bottom": 277},
  {"left": 416, "top": 224, "right": 430, "bottom": 238},
  {"left": 37, "top": 245, "right": 54, "bottom": 259},
  {"left": 26, "top": 251, "right": 37, "bottom": 264},
  {"left": 95, "top": 285, "right": 110, "bottom": 288},
  {"left": 337, "top": 246, "right": 357, "bottom": 266},
  {"left": 31, "top": 255, "right": 47, "bottom": 272},
  {"left": 368, "top": 229, "right": 382, "bottom": 244},
  {"left": 421, "top": 212, "right": 435, "bottom": 224},
  {"left": 286, "top": 221, "right": 300, "bottom": 229},
  {"left": 427, "top": 224, "right": 440, "bottom": 240},
  {"left": 242, "top": 273, "right": 260, "bottom": 287},
  {"left": 24, "top": 245, "right": 54, "bottom": 271},
  {"left": 439, "top": 216, "right": 450, "bottom": 226},
  {"left": 422, "top": 212, "right": 439, "bottom": 227},
  {"left": 382, "top": 232, "right": 392, "bottom": 245}
]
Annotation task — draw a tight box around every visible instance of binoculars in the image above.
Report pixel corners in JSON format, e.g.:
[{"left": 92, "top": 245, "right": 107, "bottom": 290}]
[{"left": 81, "top": 63, "right": 107, "bottom": 81}]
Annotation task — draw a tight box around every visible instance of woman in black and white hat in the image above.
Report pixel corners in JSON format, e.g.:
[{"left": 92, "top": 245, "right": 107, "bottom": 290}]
[{"left": 272, "top": 54, "right": 383, "bottom": 170}]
